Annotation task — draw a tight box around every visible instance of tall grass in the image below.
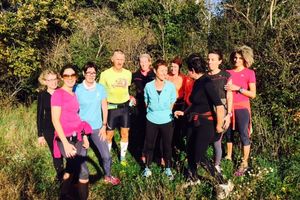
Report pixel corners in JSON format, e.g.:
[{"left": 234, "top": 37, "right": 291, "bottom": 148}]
[{"left": 0, "top": 104, "right": 299, "bottom": 199}]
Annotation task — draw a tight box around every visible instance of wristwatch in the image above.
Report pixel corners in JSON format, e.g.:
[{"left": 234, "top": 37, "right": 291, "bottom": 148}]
[{"left": 238, "top": 87, "right": 244, "bottom": 93}]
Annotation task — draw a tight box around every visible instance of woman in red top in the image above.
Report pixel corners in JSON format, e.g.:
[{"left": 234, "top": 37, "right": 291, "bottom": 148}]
[
  {"left": 167, "top": 56, "right": 189, "bottom": 158},
  {"left": 225, "top": 45, "right": 256, "bottom": 176}
]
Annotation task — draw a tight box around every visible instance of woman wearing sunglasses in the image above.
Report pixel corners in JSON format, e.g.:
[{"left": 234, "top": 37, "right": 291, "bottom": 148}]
[{"left": 51, "top": 64, "right": 92, "bottom": 200}]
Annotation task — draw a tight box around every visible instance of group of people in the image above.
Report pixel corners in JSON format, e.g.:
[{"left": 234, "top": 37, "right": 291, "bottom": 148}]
[{"left": 37, "top": 45, "right": 256, "bottom": 199}]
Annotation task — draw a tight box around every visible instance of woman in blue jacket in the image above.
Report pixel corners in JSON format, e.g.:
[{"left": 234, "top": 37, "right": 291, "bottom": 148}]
[{"left": 142, "top": 59, "right": 176, "bottom": 180}]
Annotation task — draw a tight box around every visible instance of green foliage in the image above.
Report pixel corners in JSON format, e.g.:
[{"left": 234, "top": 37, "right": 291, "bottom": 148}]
[{"left": 0, "top": 0, "right": 76, "bottom": 100}]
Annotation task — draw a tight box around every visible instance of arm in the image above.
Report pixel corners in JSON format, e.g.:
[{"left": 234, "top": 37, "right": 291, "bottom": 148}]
[
  {"left": 99, "top": 98, "right": 108, "bottom": 140},
  {"left": 223, "top": 79, "right": 233, "bottom": 129},
  {"left": 51, "top": 106, "right": 76, "bottom": 157},
  {"left": 37, "top": 92, "right": 46, "bottom": 145},
  {"left": 215, "top": 105, "right": 225, "bottom": 133},
  {"left": 224, "top": 82, "right": 256, "bottom": 99}
]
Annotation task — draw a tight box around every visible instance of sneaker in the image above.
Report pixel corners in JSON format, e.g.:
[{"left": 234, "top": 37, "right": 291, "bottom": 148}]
[
  {"left": 234, "top": 162, "right": 248, "bottom": 176},
  {"left": 120, "top": 156, "right": 127, "bottom": 166},
  {"left": 215, "top": 165, "right": 222, "bottom": 173},
  {"left": 216, "top": 180, "right": 234, "bottom": 199},
  {"left": 164, "top": 168, "right": 174, "bottom": 180},
  {"left": 224, "top": 155, "right": 232, "bottom": 161},
  {"left": 182, "top": 177, "right": 201, "bottom": 188},
  {"left": 120, "top": 160, "right": 128, "bottom": 167},
  {"left": 142, "top": 168, "right": 152, "bottom": 178},
  {"left": 104, "top": 176, "right": 121, "bottom": 186}
]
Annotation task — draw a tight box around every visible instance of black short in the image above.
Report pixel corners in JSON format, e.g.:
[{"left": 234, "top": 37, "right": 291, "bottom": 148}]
[{"left": 107, "top": 106, "right": 130, "bottom": 130}]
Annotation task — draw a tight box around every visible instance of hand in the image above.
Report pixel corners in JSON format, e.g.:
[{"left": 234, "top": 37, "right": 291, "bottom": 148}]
[
  {"left": 129, "top": 96, "right": 136, "bottom": 106},
  {"left": 223, "top": 114, "right": 231, "bottom": 130},
  {"left": 99, "top": 126, "right": 107, "bottom": 141},
  {"left": 63, "top": 142, "right": 77, "bottom": 158},
  {"left": 38, "top": 136, "right": 46, "bottom": 146},
  {"left": 174, "top": 111, "right": 184, "bottom": 118},
  {"left": 82, "top": 135, "right": 89, "bottom": 149},
  {"left": 216, "top": 124, "right": 224, "bottom": 134},
  {"left": 224, "top": 83, "right": 240, "bottom": 91}
]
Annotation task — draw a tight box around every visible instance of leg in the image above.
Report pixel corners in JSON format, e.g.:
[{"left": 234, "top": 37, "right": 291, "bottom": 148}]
[
  {"left": 120, "top": 106, "right": 130, "bottom": 161},
  {"left": 90, "top": 129, "right": 112, "bottom": 177},
  {"left": 214, "top": 133, "right": 223, "bottom": 169},
  {"left": 225, "top": 127, "right": 234, "bottom": 160},
  {"left": 76, "top": 142, "right": 89, "bottom": 200},
  {"left": 160, "top": 121, "right": 174, "bottom": 168},
  {"left": 44, "top": 131, "right": 64, "bottom": 180},
  {"left": 235, "top": 109, "right": 251, "bottom": 166},
  {"left": 194, "top": 119, "right": 225, "bottom": 184},
  {"left": 144, "top": 120, "right": 159, "bottom": 167}
]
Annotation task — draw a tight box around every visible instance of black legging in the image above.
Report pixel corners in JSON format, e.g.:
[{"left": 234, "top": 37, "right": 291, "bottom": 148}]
[
  {"left": 186, "top": 117, "right": 225, "bottom": 184},
  {"left": 44, "top": 131, "right": 64, "bottom": 179},
  {"left": 144, "top": 120, "right": 174, "bottom": 168}
]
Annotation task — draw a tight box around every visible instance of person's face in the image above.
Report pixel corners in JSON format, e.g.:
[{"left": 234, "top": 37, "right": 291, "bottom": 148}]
[
  {"left": 187, "top": 69, "right": 196, "bottom": 79},
  {"left": 112, "top": 53, "right": 125, "bottom": 70},
  {"left": 234, "top": 53, "right": 245, "bottom": 68},
  {"left": 45, "top": 73, "right": 58, "bottom": 90},
  {"left": 84, "top": 67, "right": 96, "bottom": 84},
  {"left": 62, "top": 68, "right": 77, "bottom": 88},
  {"left": 208, "top": 53, "right": 222, "bottom": 71},
  {"left": 139, "top": 57, "right": 151, "bottom": 72},
  {"left": 154, "top": 65, "right": 168, "bottom": 81},
  {"left": 170, "top": 63, "right": 180, "bottom": 76}
]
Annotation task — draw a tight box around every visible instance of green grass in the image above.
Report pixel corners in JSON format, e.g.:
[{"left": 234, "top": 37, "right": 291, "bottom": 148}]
[{"left": 0, "top": 104, "right": 299, "bottom": 200}]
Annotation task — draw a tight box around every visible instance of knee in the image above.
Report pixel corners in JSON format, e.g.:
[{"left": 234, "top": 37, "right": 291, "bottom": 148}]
[
  {"left": 63, "top": 173, "right": 71, "bottom": 180},
  {"left": 79, "top": 178, "right": 89, "bottom": 184}
]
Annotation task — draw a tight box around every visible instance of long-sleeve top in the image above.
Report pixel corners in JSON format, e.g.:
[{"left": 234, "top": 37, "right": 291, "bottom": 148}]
[
  {"left": 144, "top": 80, "right": 176, "bottom": 124},
  {"left": 37, "top": 90, "right": 55, "bottom": 136},
  {"left": 189, "top": 75, "right": 223, "bottom": 114}
]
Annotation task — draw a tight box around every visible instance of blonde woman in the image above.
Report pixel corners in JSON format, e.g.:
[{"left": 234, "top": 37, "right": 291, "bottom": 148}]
[
  {"left": 225, "top": 45, "right": 256, "bottom": 176},
  {"left": 37, "top": 69, "right": 64, "bottom": 182}
]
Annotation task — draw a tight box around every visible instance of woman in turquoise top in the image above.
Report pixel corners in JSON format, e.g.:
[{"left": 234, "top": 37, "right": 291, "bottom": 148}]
[{"left": 142, "top": 59, "right": 176, "bottom": 180}]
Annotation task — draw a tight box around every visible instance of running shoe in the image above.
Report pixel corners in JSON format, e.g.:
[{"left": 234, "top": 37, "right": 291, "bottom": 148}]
[
  {"left": 120, "top": 156, "right": 128, "bottom": 167},
  {"left": 104, "top": 176, "right": 121, "bottom": 186},
  {"left": 215, "top": 165, "right": 222, "bottom": 173},
  {"left": 182, "top": 177, "right": 201, "bottom": 188},
  {"left": 164, "top": 168, "right": 174, "bottom": 180},
  {"left": 216, "top": 180, "right": 234, "bottom": 199},
  {"left": 142, "top": 167, "right": 152, "bottom": 178},
  {"left": 234, "top": 161, "right": 248, "bottom": 176}
]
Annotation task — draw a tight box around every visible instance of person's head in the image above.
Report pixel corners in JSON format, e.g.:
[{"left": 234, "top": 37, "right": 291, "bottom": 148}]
[
  {"left": 186, "top": 53, "right": 207, "bottom": 79},
  {"left": 38, "top": 69, "right": 59, "bottom": 91},
  {"left": 153, "top": 59, "right": 168, "bottom": 81},
  {"left": 170, "top": 56, "right": 182, "bottom": 76},
  {"left": 60, "top": 64, "right": 78, "bottom": 88},
  {"left": 111, "top": 50, "right": 125, "bottom": 70},
  {"left": 83, "top": 62, "right": 97, "bottom": 84},
  {"left": 230, "top": 45, "right": 254, "bottom": 68},
  {"left": 139, "top": 53, "right": 152, "bottom": 72},
  {"left": 208, "top": 49, "right": 223, "bottom": 72}
]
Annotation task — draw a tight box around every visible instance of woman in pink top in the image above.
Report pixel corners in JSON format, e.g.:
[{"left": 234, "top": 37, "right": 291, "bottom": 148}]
[
  {"left": 224, "top": 45, "right": 256, "bottom": 176},
  {"left": 51, "top": 64, "right": 91, "bottom": 200}
]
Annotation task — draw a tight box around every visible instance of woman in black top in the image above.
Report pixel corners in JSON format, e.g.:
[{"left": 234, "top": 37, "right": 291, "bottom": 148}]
[
  {"left": 131, "top": 54, "right": 155, "bottom": 162},
  {"left": 175, "top": 54, "right": 233, "bottom": 199},
  {"left": 37, "top": 69, "right": 64, "bottom": 181}
]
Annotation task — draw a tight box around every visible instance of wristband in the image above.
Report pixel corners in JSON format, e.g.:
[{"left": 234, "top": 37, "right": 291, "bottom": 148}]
[
  {"left": 238, "top": 87, "right": 244, "bottom": 93},
  {"left": 227, "top": 112, "right": 233, "bottom": 117},
  {"left": 102, "top": 123, "right": 107, "bottom": 126}
]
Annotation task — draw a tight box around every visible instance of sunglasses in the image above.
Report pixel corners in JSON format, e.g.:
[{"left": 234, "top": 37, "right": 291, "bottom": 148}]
[{"left": 62, "top": 73, "right": 77, "bottom": 79}]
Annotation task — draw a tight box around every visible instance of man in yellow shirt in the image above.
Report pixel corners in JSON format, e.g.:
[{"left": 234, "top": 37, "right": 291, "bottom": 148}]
[{"left": 99, "top": 50, "right": 135, "bottom": 166}]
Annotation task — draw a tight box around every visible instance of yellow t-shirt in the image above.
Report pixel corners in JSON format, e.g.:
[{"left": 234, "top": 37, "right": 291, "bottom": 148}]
[{"left": 99, "top": 67, "right": 132, "bottom": 104}]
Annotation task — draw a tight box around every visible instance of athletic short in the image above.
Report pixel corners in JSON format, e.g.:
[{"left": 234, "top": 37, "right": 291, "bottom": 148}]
[{"left": 107, "top": 102, "right": 130, "bottom": 130}]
